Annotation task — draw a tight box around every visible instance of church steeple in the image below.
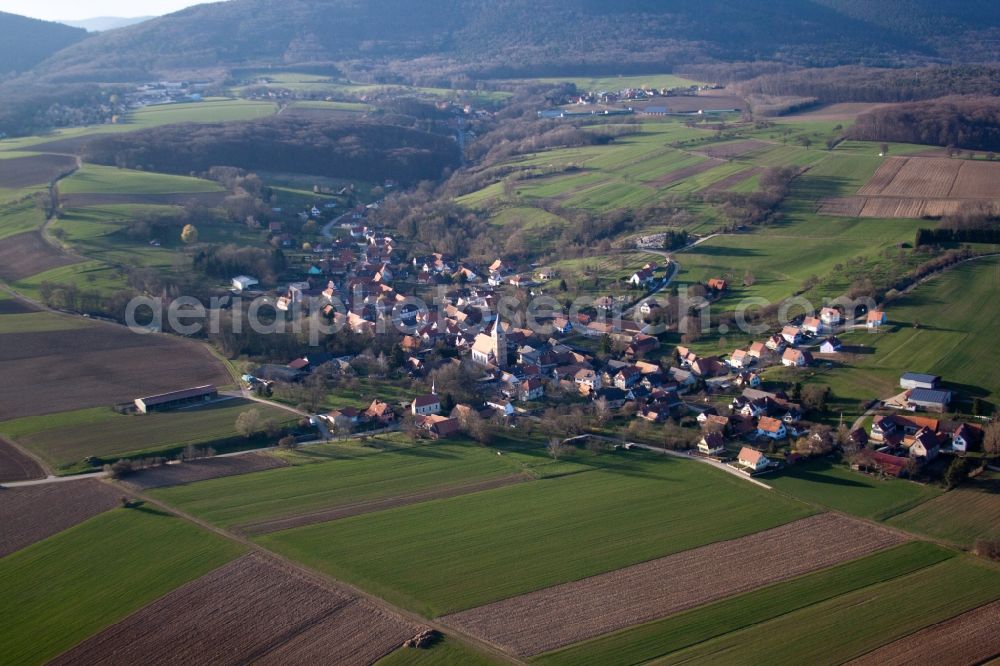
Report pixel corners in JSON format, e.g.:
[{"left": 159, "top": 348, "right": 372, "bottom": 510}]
[{"left": 492, "top": 314, "right": 506, "bottom": 369}]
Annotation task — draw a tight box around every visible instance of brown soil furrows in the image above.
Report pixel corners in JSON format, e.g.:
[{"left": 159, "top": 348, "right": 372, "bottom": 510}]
[
  {"left": 0, "top": 437, "right": 46, "bottom": 483},
  {"left": 0, "top": 324, "right": 232, "bottom": 421},
  {"left": 238, "top": 473, "right": 531, "bottom": 536},
  {"left": 651, "top": 160, "right": 721, "bottom": 187},
  {"left": 847, "top": 599, "right": 1000, "bottom": 666},
  {"left": 0, "top": 231, "right": 80, "bottom": 282},
  {"left": 0, "top": 154, "right": 78, "bottom": 189},
  {"left": 59, "top": 192, "right": 228, "bottom": 207},
  {"left": 442, "top": 513, "right": 908, "bottom": 657},
  {"left": 0, "top": 480, "right": 121, "bottom": 557},
  {"left": 50, "top": 553, "right": 423, "bottom": 666},
  {"left": 880, "top": 158, "right": 961, "bottom": 199},
  {"left": 818, "top": 196, "right": 867, "bottom": 216},
  {"left": 700, "top": 167, "right": 763, "bottom": 193},
  {"left": 949, "top": 160, "right": 1000, "bottom": 198},
  {"left": 858, "top": 157, "right": 908, "bottom": 196},
  {"left": 696, "top": 140, "right": 769, "bottom": 160},
  {"left": 125, "top": 454, "right": 289, "bottom": 490}
]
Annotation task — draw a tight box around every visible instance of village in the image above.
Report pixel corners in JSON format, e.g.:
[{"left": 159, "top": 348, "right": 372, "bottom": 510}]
[{"left": 201, "top": 202, "right": 990, "bottom": 487}]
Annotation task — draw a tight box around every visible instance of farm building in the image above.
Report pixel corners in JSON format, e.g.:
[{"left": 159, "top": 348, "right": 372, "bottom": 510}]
[
  {"left": 819, "top": 307, "right": 841, "bottom": 326},
  {"left": 134, "top": 385, "right": 218, "bottom": 414},
  {"left": 231, "top": 275, "right": 258, "bottom": 292},
  {"left": 707, "top": 278, "right": 728, "bottom": 291},
  {"left": 907, "top": 388, "right": 952, "bottom": 413},
  {"left": 900, "top": 373, "right": 940, "bottom": 390}
]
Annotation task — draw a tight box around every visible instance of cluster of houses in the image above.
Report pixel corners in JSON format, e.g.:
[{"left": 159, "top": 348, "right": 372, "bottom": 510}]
[
  {"left": 567, "top": 83, "right": 723, "bottom": 107},
  {"left": 864, "top": 411, "right": 983, "bottom": 476}
]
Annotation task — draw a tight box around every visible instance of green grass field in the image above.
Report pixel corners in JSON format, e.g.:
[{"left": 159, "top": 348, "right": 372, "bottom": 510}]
[
  {"left": 0, "top": 200, "right": 45, "bottom": 240},
  {"left": 259, "top": 453, "right": 814, "bottom": 616},
  {"left": 533, "top": 541, "right": 952, "bottom": 666},
  {"left": 888, "top": 471, "right": 1000, "bottom": 547},
  {"left": 765, "top": 459, "right": 941, "bottom": 521},
  {"left": 653, "top": 555, "right": 1000, "bottom": 665},
  {"left": 506, "top": 74, "right": 704, "bottom": 91},
  {"left": 60, "top": 164, "right": 223, "bottom": 195},
  {"left": 0, "top": 310, "right": 90, "bottom": 334},
  {"left": 0, "top": 508, "right": 244, "bottom": 665},
  {"left": 150, "top": 440, "right": 525, "bottom": 529},
  {"left": 10, "top": 398, "right": 296, "bottom": 470}
]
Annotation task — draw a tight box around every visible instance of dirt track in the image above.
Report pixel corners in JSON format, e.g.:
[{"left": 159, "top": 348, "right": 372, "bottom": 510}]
[
  {"left": 126, "top": 453, "right": 289, "bottom": 490},
  {"left": 0, "top": 480, "right": 121, "bottom": 557},
  {"left": 49, "top": 553, "right": 422, "bottom": 666},
  {"left": 847, "top": 599, "right": 1000, "bottom": 666},
  {"left": 0, "top": 323, "right": 233, "bottom": 420},
  {"left": 0, "top": 437, "right": 46, "bottom": 483},
  {"left": 0, "top": 231, "right": 80, "bottom": 282},
  {"left": 0, "top": 154, "right": 78, "bottom": 189},
  {"left": 237, "top": 473, "right": 531, "bottom": 535},
  {"left": 442, "top": 513, "right": 908, "bottom": 656}
]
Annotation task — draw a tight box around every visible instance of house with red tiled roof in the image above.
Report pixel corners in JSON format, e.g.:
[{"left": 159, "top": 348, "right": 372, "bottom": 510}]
[
  {"left": 757, "top": 416, "right": 786, "bottom": 440},
  {"left": 738, "top": 447, "right": 770, "bottom": 472}
]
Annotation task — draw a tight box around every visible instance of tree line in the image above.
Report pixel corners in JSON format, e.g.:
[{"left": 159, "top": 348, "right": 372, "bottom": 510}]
[{"left": 848, "top": 96, "right": 1000, "bottom": 152}]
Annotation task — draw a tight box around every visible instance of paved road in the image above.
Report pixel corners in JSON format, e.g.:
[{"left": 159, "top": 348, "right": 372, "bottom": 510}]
[{"left": 562, "top": 434, "right": 772, "bottom": 489}]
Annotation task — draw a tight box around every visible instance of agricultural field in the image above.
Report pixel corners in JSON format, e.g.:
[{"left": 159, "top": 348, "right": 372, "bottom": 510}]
[
  {"left": 887, "top": 471, "right": 1000, "bottom": 547},
  {"left": 258, "top": 453, "right": 815, "bottom": 617},
  {"left": 149, "top": 440, "right": 527, "bottom": 531},
  {"left": 506, "top": 74, "right": 704, "bottom": 91},
  {"left": 51, "top": 553, "right": 421, "bottom": 666},
  {"left": 58, "top": 164, "right": 226, "bottom": 207},
  {"left": 0, "top": 231, "right": 81, "bottom": 282},
  {"left": 6, "top": 398, "right": 296, "bottom": 472},
  {"left": 0, "top": 152, "right": 77, "bottom": 189},
  {"left": 847, "top": 599, "right": 1000, "bottom": 666},
  {"left": 0, "top": 437, "right": 45, "bottom": 482},
  {"left": 126, "top": 452, "right": 289, "bottom": 489},
  {"left": 378, "top": 636, "right": 506, "bottom": 666},
  {"left": 444, "top": 513, "right": 907, "bottom": 656},
  {"left": 764, "top": 255, "right": 1000, "bottom": 414},
  {"left": 650, "top": 555, "right": 1000, "bottom": 665},
  {"left": 0, "top": 200, "right": 45, "bottom": 240},
  {"left": 532, "top": 541, "right": 952, "bottom": 666},
  {"left": 0, "top": 480, "right": 121, "bottom": 557},
  {"left": 820, "top": 156, "right": 1000, "bottom": 218},
  {"left": 0, "top": 508, "right": 245, "bottom": 665},
  {"left": 0, "top": 313, "right": 233, "bottom": 422},
  {"left": 766, "top": 459, "right": 941, "bottom": 521}
]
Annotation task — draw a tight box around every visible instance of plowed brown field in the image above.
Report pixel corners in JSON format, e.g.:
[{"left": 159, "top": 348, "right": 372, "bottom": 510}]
[
  {"left": 0, "top": 323, "right": 232, "bottom": 420},
  {"left": 0, "top": 232, "right": 80, "bottom": 282},
  {"left": 0, "top": 154, "right": 78, "bottom": 189},
  {"left": 0, "top": 480, "right": 120, "bottom": 557},
  {"left": 126, "top": 453, "right": 288, "bottom": 490},
  {"left": 50, "top": 554, "right": 422, "bottom": 666},
  {"left": 442, "top": 513, "right": 908, "bottom": 657},
  {"left": 847, "top": 599, "right": 1000, "bottom": 666},
  {"left": 0, "top": 437, "right": 45, "bottom": 482}
]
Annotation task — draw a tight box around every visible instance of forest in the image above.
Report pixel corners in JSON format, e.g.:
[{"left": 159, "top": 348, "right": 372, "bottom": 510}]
[
  {"left": 82, "top": 117, "right": 462, "bottom": 185},
  {"left": 848, "top": 97, "right": 1000, "bottom": 152}
]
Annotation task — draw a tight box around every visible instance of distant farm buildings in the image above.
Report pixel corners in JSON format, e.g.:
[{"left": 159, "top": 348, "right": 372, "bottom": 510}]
[{"left": 134, "top": 385, "right": 218, "bottom": 414}]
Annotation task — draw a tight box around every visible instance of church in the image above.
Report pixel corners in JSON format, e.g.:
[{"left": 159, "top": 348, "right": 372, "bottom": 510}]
[{"left": 471, "top": 318, "right": 507, "bottom": 369}]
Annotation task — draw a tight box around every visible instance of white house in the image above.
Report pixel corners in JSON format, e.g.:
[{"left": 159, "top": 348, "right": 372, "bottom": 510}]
[
  {"left": 781, "top": 325, "right": 803, "bottom": 345},
  {"left": 728, "top": 349, "right": 751, "bottom": 369},
  {"left": 411, "top": 394, "right": 441, "bottom": 416},
  {"left": 629, "top": 266, "right": 656, "bottom": 287},
  {"left": 738, "top": 446, "right": 771, "bottom": 471},
  {"left": 757, "top": 416, "right": 786, "bottom": 440},
  {"left": 232, "top": 275, "right": 259, "bottom": 292},
  {"left": 698, "top": 432, "right": 726, "bottom": 456},
  {"left": 820, "top": 337, "right": 842, "bottom": 354},
  {"left": 782, "top": 348, "right": 813, "bottom": 367},
  {"left": 820, "top": 307, "right": 842, "bottom": 327},
  {"left": 802, "top": 317, "right": 822, "bottom": 336},
  {"left": 867, "top": 310, "right": 887, "bottom": 330}
]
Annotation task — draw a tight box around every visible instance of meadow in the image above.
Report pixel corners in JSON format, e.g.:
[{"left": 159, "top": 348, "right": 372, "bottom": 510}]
[
  {"left": 258, "top": 453, "right": 814, "bottom": 617},
  {"left": 888, "top": 471, "right": 1000, "bottom": 547},
  {"left": 765, "top": 459, "right": 941, "bottom": 521},
  {"left": 149, "top": 440, "right": 525, "bottom": 529},
  {"left": 10, "top": 398, "right": 295, "bottom": 470},
  {"left": 532, "top": 541, "right": 951, "bottom": 666},
  {"left": 0, "top": 508, "right": 244, "bottom": 665},
  {"left": 59, "top": 164, "right": 223, "bottom": 195}
]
